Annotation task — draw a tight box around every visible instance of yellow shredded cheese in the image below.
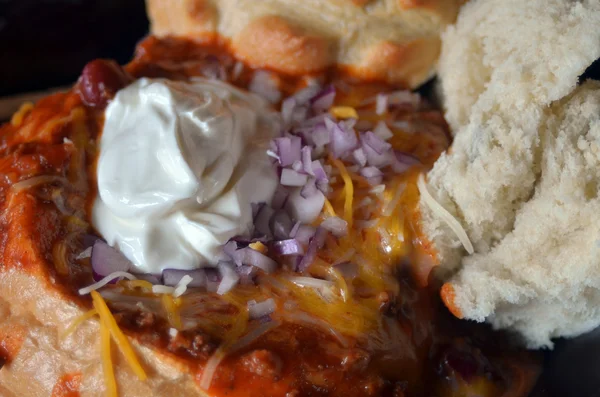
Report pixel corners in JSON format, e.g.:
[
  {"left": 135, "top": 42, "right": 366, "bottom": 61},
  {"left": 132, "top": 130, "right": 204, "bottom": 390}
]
[
  {"left": 162, "top": 294, "right": 183, "bottom": 330},
  {"left": 91, "top": 291, "right": 148, "bottom": 381},
  {"left": 62, "top": 308, "right": 98, "bottom": 339},
  {"left": 100, "top": 316, "right": 118, "bottom": 397},
  {"left": 249, "top": 241, "right": 268, "bottom": 254},
  {"left": 10, "top": 102, "right": 34, "bottom": 127},
  {"left": 330, "top": 158, "right": 354, "bottom": 229},
  {"left": 323, "top": 197, "right": 337, "bottom": 217},
  {"left": 329, "top": 106, "right": 358, "bottom": 119}
]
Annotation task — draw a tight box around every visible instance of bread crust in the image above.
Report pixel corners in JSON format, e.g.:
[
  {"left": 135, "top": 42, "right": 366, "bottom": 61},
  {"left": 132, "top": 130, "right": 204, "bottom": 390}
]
[{"left": 145, "top": 0, "right": 462, "bottom": 87}]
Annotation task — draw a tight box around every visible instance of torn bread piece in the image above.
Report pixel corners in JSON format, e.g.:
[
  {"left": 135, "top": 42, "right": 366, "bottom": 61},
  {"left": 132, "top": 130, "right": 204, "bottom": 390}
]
[
  {"left": 420, "top": 0, "right": 600, "bottom": 348},
  {"left": 146, "top": 0, "right": 463, "bottom": 87}
]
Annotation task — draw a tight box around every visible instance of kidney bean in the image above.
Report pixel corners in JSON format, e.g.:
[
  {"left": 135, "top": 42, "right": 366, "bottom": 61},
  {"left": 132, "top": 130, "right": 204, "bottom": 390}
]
[{"left": 76, "top": 59, "right": 132, "bottom": 108}]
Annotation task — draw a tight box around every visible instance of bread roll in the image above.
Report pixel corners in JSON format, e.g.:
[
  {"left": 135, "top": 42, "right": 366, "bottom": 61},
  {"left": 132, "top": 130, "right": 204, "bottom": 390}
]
[
  {"left": 419, "top": 0, "right": 600, "bottom": 347},
  {"left": 146, "top": 0, "right": 463, "bottom": 88}
]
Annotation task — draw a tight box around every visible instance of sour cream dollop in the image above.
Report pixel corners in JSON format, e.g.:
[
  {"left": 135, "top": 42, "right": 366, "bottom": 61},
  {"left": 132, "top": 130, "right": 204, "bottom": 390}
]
[{"left": 93, "top": 78, "right": 279, "bottom": 273}]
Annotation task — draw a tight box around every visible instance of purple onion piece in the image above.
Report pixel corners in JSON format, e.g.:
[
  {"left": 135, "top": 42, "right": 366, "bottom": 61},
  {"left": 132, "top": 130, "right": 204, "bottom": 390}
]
[
  {"left": 361, "top": 131, "right": 392, "bottom": 155},
  {"left": 232, "top": 247, "right": 278, "bottom": 273},
  {"left": 132, "top": 273, "right": 162, "bottom": 285},
  {"left": 360, "top": 166, "right": 384, "bottom": 179},
  {"left": 298, "top": 227, "right": 327, "bottom": 272},
  {"left": 270, "top": 210, "right": 293, "bottom": 240},
  {"left": 91, "top": 240, "right": 132, "bottom": 279},
  {"left": 300, "top": 178, "right": 318, "bottom": 199},
  {"left": 272, "top": 239, "right": 305, "bottom": 256},
  {"left": 310, "top": 85, "right": 336, "bottom": 111},
  {"left": 162, "top": 268, "right": 207, "bottom": 287},
  {"left": 328, "top": 120, "right": 359, "bottom": 158},
  {"left": 217, "top": 262, "right": 240, "bottom": 295},
  {"left": 320, "top": 216, "right": 348, "bottom": 237},
  {"left": 294, "top": 225, "right": 316, "bottom": 246},
  {"left": 301, "top": 146, "right": 313, "bottom": 175},
  {"left": 280, "top": 169, "right": 308, "bottom": 187},
  {"left": 285, "top": 187, "right": 325, "bottom": 224},
  {"left": 311, "top": 124, "right": 331, "bottom": 147},
  {"left": 236, "top": 265, "right": 257, "bottom": 285},
  {"left": 82, "top": 234, "right": 103, "bottom": 249},
  {"left": 352, "top": 148, "right": 367, "bottom": 167}
]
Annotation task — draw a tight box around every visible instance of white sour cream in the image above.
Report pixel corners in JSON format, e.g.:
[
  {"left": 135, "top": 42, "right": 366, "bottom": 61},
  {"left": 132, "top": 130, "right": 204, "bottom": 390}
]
[{"left": 93, "top": 78, "right": 279, "bottom": 273}]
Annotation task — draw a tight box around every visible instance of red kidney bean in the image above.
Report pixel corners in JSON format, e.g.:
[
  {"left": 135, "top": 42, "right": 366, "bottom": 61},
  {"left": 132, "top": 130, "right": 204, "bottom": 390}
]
[{"left": 76, "top": 59, "right": 132, "bottom": 108}]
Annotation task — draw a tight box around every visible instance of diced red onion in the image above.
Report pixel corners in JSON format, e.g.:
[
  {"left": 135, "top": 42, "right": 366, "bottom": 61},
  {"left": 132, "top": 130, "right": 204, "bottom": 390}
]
[
  {"left": 376, "top": 94, "right": 388, "bottom": 115},
  {"left": 249, "top": 70, "right": 281, "bottom": 103},
  {"left": 231, "top": 247, "right": 278, "bottom": 273},
  {"left": 293, "top": 225, "right": 316, "bottom": 246},
  {"left": 360, "top": 166, "right": 383, "bottom": 179},
  {"left": 274, "top": 137, "right": 302, "bottom": 167},
  {"left": 285, "top": 187, "right": 325, "bottom": 224},
  {"left": 236, "top": 265, "right": 257, "bottom": 285},
  {"left": 162, "top": 268, "right": 207, "bottom": 287},
  {"left": 298, "top": 227, "right": 327, "bottom": 271},
  {"left": 362, "top": 140, "right": 393, "bottom": 168},
  {"left": 217, "top": 262, "right": 240, "bottom": 295},
  {"left": 91, "top": 240, "right": 132, "bottom": 279},
  {"left": 289, "top": 221, "right": 301, "bottom": 238},
  {"left": 321, "top": 216, "right": 348, "bottom": 237},
  {"left": 270, "top": 210, "right": 293, "bottom": 240},
  {"left": 301, "top": 146, "right": 313, "bottom": 175},
  {"left": 311, "top": 124, "right": 330, "bottom": 148},
  {"left": 328, "top": 120, "right": 358, "bottom": 158},
  {"left": 281, "top": 97, "right": 296, "bottom": 125},
  {"left": 132, "top": 273, "right": 161, "bottom": 285},
  {"left": 392, "top": 151, "right": 421, "bottom": 173},
  {"left": 388, "top": 90, "right": 420, "bottom": 107},
  {"left": 280, "top": 169, "right": 308, "bottom": 187},
  {"left": 272, "top": 239, "right": 304, "bottom": 256},
  {"left": 311, "top": 160, "right": 328, "bottom": 182},
  {"left": 352, "top": 148, "right": 367, "bottom": 167},
  {"left": 293, "top": 84, "right": 322, "bottom": 105},
  {"left": 310, "top": 85, "right": 336, "bottom": 111},
  {"left": 300, "top": 178, "right": 318, "bottom": 199},
  {"left": 361, "top": 131, "right": 391, "bottom": 155},
  {"left": 373, "top": 121, "right": 394, "bottom": 141},
  {"left": 248, "top": 298, "right": 276, "bottom": 320},
  {"left": 292, "top": 160, "right": 303, "bottom": 172}
]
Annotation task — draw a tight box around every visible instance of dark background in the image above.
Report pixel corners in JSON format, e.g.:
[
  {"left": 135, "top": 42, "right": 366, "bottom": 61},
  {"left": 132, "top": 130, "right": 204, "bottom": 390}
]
[
  {"left": 1, "top": 2, "right": 600, "bottom": 396},
  {"left": 0, "top": 0, "right": 149, "bottom": 96}
]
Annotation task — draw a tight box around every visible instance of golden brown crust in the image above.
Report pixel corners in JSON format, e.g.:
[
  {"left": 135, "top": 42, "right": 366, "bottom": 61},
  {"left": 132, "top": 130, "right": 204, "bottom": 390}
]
[
  {"left": 231, "top": 15, "right": 332, "bottom": 75},
  {"left": 145, "top": 0, "right": 462, "bottom": 87}
]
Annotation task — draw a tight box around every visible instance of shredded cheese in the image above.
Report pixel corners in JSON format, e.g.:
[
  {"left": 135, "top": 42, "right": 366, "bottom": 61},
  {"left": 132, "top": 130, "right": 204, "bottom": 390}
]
[
  {"left": 151, "top": 285, "right": 175, "bottom": 294},
  {"left": 248, "top": 241, "right": 268, "bottom": 254},
  {"left": 62, "top": 308, "right": 97, "bottom": 339},
  {"left": 10, "top": 102, "right": 34, "bottom": 127},
  {"left": 173, "top": 275, "right": 193, "bottom": 298},
  {"left": 100, "top": 315, "right": 118, "bottom": 397},
  {"left": 329, "top": 106, "right": 358, "bottom": 119},
  {"left": 323, "top": 197, "right": 337, "bottom": 217},
  {"left": 330, "top": 158, "right": 354, "bottom": 229},
  {"left": 79, "top": 272, "right": 137, "bottom": 295},
  {"left": 162, "top": 294, "right": 183, "bottom": 329},
  {"left": 91, "top": 291, "right": 148, "bottom": 381},
  {"left": 417, "top": 174, "right": 474, "bottom": 254}
]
